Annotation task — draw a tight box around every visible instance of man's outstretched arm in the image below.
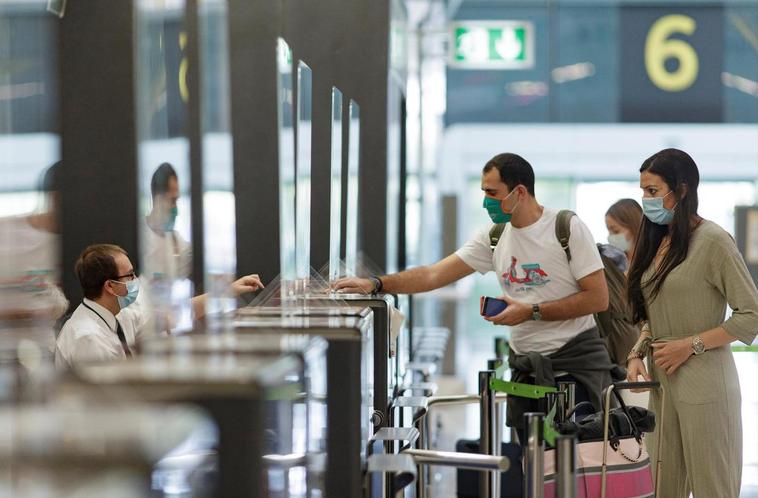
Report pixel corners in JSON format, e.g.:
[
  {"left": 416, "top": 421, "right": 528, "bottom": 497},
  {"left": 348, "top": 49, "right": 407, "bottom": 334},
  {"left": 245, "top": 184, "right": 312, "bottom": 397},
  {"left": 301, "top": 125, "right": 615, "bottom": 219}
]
[{"left": 332, "top": 254, "right": 475, "bottom": 295}]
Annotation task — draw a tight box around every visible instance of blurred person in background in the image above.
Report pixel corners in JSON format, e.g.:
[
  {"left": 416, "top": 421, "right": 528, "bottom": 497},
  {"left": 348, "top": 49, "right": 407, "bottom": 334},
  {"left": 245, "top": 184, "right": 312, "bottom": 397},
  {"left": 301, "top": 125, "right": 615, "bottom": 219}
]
[
  {"left": 600, "top": 198, "right": 645, "bottom": 405},
  {"left": 0, "top": 161, "right": 68, "bottom": 324},
  {"left": 625, "top": 148, "right": 758, "bottom": 497},
  {"left": 605, "top": 198, "right": 643, "bottom": 272},
  {"left": 137, "top": 162, "right": 264, "bottom": 331},
  {"left": 142, "top": 162, "right": 191, "bottom": 281}
]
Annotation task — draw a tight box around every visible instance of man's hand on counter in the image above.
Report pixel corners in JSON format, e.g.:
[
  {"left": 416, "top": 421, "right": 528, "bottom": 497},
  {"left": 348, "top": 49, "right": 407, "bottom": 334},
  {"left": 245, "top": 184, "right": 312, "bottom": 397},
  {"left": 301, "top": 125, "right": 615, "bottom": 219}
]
[{"left": 331, "top": 277, "right": 374, "bottom": 295}]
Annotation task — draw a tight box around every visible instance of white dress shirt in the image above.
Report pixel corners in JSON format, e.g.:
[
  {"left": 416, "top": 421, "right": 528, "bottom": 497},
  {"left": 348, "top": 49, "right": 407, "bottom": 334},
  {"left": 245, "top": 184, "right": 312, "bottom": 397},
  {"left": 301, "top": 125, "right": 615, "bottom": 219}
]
[
  {"left": 141, "top": 217, "right": 192, "bottom": 280},
  {"left": 55, "top": 298, "right": 144, "bottom": 369}
]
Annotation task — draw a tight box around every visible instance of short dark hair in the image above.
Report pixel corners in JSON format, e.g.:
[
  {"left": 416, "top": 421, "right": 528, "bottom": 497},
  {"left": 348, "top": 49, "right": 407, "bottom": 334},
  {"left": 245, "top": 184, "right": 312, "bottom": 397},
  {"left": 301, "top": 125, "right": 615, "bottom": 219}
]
[
  {"left": 482, "top": 153, "right": 535, "bottom": 196},
  {"left": 150, "top": 162, "right": 178, "bottom": 198},
  {"left": 75, "top": 244, "right": 128, "bottom": 300},
  {"left": 39, "top": 160, "right": 62, "bottom": 193}
]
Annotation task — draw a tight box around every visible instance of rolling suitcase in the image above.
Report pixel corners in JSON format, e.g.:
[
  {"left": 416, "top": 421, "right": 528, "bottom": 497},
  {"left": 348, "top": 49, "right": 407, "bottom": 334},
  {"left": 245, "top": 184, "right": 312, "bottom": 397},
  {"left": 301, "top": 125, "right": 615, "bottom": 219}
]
[{"left": 543, "top": 381, "right": 664, "bottom": 498}]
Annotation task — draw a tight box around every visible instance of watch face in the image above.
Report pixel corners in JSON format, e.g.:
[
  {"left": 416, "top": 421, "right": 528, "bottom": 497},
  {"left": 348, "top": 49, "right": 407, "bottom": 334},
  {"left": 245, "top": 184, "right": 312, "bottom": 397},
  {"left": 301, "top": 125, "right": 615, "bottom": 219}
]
[{"left": 693, "top": 337, "right": 705, "bottom": 354}]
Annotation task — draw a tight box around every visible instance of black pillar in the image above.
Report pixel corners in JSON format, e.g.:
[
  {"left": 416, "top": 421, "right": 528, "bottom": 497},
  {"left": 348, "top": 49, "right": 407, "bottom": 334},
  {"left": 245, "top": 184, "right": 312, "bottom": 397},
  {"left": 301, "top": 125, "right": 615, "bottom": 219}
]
[
  {"left": 228, "top": 0, "right": 282, "bottom": 282},
  {"left": 59, "top": 0, "right": 138, "bottom": 304}
]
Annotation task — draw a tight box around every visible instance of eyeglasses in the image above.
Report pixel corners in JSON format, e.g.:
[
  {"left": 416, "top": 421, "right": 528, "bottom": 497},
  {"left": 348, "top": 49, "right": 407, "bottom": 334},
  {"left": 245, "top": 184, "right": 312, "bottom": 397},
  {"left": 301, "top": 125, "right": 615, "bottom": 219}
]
[{"left": 112, "top": 271, "right": 138, "bottom": 282}]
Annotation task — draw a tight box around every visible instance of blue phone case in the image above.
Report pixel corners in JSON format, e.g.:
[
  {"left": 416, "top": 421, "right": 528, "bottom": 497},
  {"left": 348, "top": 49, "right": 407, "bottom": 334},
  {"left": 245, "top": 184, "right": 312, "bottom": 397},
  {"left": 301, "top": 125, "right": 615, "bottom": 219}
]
[{"left": 481, "top": 297, "right": 508, "bottom": 317}]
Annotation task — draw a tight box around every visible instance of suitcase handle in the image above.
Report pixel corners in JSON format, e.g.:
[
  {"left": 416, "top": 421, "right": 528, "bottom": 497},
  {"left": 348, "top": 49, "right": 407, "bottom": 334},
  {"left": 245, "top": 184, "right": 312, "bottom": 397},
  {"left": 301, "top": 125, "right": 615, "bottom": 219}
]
[{"left": 612, "top": 381, "right": 660, "bottom": 390}]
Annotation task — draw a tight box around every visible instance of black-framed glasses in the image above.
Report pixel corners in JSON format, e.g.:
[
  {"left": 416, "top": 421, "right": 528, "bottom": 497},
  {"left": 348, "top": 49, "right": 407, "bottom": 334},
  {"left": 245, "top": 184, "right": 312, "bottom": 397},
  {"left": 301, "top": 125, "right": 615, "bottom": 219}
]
[{"left": 112, "top": 271, "right": 138, "bottom": 281}]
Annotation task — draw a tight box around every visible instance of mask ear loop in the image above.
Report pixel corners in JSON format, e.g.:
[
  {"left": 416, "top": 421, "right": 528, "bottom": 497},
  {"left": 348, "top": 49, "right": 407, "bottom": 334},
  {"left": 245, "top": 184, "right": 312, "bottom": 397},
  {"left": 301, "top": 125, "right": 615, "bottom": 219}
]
[
  {"left": 667, "top": 186, "right": 683, "bottom": 213},
  {"left": 501, "top": 187, "right": 520, "bottom": 215},
  {"left": 107, "top": 279, "right": 127, "bottom": 298}
]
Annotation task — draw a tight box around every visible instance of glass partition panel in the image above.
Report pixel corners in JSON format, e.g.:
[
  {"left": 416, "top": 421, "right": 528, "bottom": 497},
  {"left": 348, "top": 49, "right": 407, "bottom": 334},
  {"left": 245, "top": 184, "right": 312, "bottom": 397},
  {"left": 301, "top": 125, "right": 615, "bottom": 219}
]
[
  {"left": 295, "top": 61, "right": 312, "bottom": 284},
  {"left": 385, "top": 82, "right": 402, "bottom": 274},
  {"left": 345, "top": 100, "right": 360, "bottom": 276},
  {"left": 328, "top": 88, "right": 343, "bottom": 281},
  {"left": 199, "top": 0, "right": 236, "bottom": 329},
  {"left": 0, "top": 1, "right": 60, "bottom": 399},
  {"left": 135, "top": 0, "right": 193, "bottom": 333},
  {"left": 277, "top": 39, "right": 296, "bottom": 300}
]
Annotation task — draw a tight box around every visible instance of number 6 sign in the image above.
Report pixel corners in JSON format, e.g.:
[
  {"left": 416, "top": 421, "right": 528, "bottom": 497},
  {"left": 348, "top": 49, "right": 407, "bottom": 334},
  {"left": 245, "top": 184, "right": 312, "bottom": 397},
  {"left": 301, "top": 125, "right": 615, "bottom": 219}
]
[{"left": 620, "top": 6, "right": 723, "bottom": 123}]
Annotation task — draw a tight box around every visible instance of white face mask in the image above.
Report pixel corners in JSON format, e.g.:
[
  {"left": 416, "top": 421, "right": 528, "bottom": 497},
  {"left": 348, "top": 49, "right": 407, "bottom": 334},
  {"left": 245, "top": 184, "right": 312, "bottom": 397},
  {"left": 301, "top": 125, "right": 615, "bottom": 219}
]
[{"left": 608, "top": 233, "right": 631, "bottom": 253}]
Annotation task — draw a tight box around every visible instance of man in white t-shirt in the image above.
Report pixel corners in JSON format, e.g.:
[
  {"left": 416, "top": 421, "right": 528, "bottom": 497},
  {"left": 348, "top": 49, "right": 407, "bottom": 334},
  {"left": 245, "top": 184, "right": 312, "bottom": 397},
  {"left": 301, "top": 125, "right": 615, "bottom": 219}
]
[{"left": 334, "top": 153, "right": 615, "bottom": 433}]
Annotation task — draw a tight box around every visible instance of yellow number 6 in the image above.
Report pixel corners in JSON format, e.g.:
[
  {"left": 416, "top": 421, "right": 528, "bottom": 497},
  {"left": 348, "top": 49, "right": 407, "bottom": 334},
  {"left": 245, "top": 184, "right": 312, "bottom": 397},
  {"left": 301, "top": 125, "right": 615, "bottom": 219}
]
[{"left": 644, "top": 14, "right": 699, "bottom": 92}]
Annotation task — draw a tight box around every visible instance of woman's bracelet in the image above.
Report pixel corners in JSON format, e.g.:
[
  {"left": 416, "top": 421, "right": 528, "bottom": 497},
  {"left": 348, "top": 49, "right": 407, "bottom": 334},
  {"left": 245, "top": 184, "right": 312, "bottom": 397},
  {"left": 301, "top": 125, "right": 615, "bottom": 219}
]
[{"left": 626, "top": 335, "right": 652, "bottom": 363}]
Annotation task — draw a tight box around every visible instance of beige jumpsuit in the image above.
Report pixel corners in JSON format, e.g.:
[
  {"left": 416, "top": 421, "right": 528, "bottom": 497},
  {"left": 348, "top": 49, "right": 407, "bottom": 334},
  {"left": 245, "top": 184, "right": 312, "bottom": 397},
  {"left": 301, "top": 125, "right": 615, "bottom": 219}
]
[{"left": 642, "top": 221, "right": 758, "bottom": 498}]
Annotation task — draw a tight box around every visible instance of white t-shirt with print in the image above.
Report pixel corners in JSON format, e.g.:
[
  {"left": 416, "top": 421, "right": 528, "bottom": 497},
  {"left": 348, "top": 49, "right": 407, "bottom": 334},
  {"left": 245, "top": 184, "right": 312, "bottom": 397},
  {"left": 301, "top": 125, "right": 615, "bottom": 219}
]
[{"left": 456, "top": 208, "right": 603, "bottom": 355}]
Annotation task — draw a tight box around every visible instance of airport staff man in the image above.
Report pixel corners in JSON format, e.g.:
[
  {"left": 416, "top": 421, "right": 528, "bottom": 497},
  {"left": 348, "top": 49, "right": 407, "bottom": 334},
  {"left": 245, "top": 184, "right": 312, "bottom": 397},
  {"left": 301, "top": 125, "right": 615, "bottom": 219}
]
[
  {"left": 334, "top": 153, "right": 614, "bottom": 434},
  {"left": 55, "top": 244, "right": 144, "bottom": 368}
]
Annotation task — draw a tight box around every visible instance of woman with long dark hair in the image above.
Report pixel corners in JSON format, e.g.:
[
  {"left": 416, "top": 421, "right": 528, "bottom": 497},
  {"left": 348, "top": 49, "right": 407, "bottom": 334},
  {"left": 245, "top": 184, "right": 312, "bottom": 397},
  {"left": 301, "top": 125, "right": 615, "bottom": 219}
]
[{"left": 625, "top": 149, "right": 758, "bottom": 497}]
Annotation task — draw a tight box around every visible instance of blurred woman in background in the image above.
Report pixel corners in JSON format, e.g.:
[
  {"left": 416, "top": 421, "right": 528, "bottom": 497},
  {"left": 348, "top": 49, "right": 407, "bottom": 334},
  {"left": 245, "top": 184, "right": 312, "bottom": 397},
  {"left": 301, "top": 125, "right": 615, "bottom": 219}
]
[{"left": 605, "top": 198, "right": 642, "bottom": 272}]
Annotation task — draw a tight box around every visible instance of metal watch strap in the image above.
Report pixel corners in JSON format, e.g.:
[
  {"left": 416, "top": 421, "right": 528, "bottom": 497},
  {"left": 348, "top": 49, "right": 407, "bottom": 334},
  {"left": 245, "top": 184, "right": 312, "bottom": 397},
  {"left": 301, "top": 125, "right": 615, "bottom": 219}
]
[
  {"left": 531, "top": 303, "right": 541, "bottom": 321},
  {"left": 692, "top": 335, "right": 705, "bottom": 355}
]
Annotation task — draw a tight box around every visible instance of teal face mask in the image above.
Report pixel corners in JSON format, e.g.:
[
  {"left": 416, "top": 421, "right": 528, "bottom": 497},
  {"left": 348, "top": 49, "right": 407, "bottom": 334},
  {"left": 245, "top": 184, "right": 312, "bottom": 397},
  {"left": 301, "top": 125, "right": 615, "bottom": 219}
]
[
  {"left": 483, "top": 190, "right": 516, "bottom": 224},
  {"left": 113, "top": 278, "right": 140, "bottom": 309},
  {"left": 164, "top": 207, "right": 178, "bottom": 232}
]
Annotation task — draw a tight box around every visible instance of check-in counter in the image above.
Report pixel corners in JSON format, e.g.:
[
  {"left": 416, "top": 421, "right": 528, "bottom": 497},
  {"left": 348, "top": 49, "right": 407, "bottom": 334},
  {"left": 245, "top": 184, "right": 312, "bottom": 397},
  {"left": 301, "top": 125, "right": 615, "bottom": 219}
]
[
  {"left": 323, "top": 294, "right": 399, "bottom": 427},
  {"left": 0, "top": 403, "right": 214, "bottom": 497},
  {"left": 232, "top": 311, "right": 373, "bottom": 498},
  {"left": 239, "top": 293, "right": 399, "bottom": 429},
  {"left": 140, "top": 332, "right": 328, "bottom": 494},
  {"left": 64, "top": 354, "right": 304, "bottom": 498}
]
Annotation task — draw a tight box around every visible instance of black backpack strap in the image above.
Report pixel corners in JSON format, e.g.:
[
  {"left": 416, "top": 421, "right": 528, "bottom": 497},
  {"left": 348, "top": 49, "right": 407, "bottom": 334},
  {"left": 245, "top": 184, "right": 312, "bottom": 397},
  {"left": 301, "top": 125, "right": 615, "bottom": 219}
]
[
  {"left": 555, "top": 210, "right": 575, "bottom": 262},
  {"left": 489, "top": 223, "right": 506, "bottom": 252}
]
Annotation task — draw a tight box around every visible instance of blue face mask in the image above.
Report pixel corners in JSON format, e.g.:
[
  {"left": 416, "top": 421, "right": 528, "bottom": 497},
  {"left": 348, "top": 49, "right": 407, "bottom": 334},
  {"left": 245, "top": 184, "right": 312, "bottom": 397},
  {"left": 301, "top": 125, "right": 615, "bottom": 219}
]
[
  {"left": 164, "top": 206, "right": 178, "bottom": 232},
  {"left": 113, "top": 278, "right": 140, "bottom": 309},
  {"left": 483, "top": 189, "right": 517, "bottom": 224},
  {"left": 642, "top": 191, "right": 676, "bottom": 225}
]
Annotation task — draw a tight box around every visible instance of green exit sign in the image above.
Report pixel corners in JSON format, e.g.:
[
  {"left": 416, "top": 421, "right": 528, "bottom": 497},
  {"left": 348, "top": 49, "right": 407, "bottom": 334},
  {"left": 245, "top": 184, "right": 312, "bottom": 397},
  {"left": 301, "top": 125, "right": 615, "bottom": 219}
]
[{"left": 450, "top": 21, "right": 535, "bottom": 70}]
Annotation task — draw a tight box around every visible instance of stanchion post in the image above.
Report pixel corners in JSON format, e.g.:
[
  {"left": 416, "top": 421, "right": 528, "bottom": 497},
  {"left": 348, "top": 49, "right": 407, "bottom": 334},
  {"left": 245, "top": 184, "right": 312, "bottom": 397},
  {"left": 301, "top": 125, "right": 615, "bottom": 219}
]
[
  {"left": 553, "top": 391, "right": 567, "bottom": 423},
  {"left": 555, "top": 434, "right": 576, "bottom": 498},
  {"left": 487, "top": 360, "right": 503, "bottom": 453},
  {"left": 479, "top": 370, "right": 497, "bottom": 498},
  {"left": 523, "top": 412, "right": 545, "bottom": 498},
  {"left": 414, "top": 415, "right": 429, "bottom": 498},
  {"left": 557, "top": 381, "right": 576, "bottom": 421}
]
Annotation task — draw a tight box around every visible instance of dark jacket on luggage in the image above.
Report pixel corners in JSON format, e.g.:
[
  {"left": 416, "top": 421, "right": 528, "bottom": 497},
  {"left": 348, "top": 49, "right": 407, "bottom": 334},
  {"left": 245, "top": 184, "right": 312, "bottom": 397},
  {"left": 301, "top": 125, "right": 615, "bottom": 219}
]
[{"left": 507, "top": 327, "right": 625, "bottom": 429}]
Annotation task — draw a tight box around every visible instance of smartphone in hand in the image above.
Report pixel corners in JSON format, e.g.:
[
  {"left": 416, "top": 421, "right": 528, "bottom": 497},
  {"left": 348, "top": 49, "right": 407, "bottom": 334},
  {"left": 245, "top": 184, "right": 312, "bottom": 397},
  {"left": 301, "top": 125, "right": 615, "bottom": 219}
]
[{"left": 480, "top": 296, "right": 508, "bottom": 317}]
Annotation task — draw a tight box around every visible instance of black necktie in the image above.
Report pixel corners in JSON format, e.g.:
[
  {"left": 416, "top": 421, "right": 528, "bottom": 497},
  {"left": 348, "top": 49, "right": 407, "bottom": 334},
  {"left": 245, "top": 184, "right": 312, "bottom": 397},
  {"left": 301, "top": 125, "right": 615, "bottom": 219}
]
[{"left": 115, "top": 319, "right": 133, "bottom": 357}]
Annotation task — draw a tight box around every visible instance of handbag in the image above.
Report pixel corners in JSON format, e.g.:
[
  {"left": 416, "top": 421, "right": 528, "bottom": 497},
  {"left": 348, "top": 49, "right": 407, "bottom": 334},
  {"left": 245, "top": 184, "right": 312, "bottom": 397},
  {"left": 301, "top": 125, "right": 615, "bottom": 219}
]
[{"left": 543, "top": 382, "right": 663, "bottom": 498}]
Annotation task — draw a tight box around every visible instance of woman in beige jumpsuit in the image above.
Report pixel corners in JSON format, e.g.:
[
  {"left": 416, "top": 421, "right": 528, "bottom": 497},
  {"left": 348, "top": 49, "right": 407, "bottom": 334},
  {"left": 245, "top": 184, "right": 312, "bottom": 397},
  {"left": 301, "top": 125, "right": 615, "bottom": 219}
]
[{"left": 625, "top": 149, "right": 758, "bottom": 498}]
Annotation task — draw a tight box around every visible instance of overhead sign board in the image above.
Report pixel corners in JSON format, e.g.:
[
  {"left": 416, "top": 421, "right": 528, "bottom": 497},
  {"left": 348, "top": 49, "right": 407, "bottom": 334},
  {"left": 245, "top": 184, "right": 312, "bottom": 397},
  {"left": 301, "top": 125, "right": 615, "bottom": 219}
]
[{"left": 449, "top": 21, "right": 535, "bottom": 70}]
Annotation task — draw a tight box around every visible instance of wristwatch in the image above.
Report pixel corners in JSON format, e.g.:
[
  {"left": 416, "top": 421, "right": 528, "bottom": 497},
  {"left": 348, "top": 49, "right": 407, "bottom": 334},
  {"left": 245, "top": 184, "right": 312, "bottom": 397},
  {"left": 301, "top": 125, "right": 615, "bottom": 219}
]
[
  {"left": 369, "top": 276, "right": 384, "bottom": 295},
  {"left": 531, "top": 304, "right": 542, "bottom": 321},
  {"left": 691, "top": 335, "right": 705, "bottom": 355}
]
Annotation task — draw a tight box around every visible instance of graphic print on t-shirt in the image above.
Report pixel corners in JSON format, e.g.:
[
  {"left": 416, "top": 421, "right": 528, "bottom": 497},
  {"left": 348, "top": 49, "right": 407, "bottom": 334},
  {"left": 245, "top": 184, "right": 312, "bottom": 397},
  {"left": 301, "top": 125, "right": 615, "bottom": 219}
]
[{"left": 503, "top": 256, "right": 550, "bottom": 288}]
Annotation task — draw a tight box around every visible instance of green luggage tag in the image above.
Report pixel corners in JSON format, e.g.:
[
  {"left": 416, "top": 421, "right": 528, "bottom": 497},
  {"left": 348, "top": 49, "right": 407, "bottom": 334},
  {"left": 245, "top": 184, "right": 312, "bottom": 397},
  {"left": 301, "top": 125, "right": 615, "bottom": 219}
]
[{"left": 489, "top": 379, "right": 557, "bottom": 399}]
